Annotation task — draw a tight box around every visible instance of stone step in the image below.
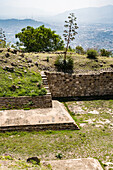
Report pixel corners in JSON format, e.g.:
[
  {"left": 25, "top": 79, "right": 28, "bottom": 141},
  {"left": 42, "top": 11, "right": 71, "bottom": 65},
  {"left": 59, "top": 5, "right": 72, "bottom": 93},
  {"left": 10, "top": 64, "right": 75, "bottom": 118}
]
[
  {"left": 43, "top": 80, "right": 48, "bottom": 85},
  {"left": 41, "top": 74, "right": 46, "bottom": 78},
  {"left": 42, "top": 77, "right": 48, "bottom": 83},
  {"left": 46, "top": 92, "right": 51, "bottom": 95},
  {"left": 41, "top": 71, "right": 50, "bottom": 92},
  {"left": 44, "top": 87, "right": 50, "bottom": 94},
  {"left": 43, "top": 82, "right": 48, "bottom": 85},
  {"left": 44, "top": 86, "right": 49, "bottom": 89},
  {"left": 42, "top": 77, "right": 47, "bottom": 80}
]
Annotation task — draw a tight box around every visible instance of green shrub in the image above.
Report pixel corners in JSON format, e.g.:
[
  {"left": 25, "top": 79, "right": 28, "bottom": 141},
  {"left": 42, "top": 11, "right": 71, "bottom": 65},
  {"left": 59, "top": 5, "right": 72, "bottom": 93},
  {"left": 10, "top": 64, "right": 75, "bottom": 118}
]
[
  {"left": 55, "top": 55, "right": 73, "bottom": 72},
  {"left": 100, "top": 49, "right": 112, "bottom": 57},
  {"left": 87, "top": 49, "right": 98, "bottom": 59},
  {"left": 76, "top": 45, "right": 84, "bottom": 54},
  {"left": 56, "top": 153, "right": 63, "bottom": 159},
  {"left": 68, "top": 46, "right": 74, "bottom": 52},
  {"left": 47, "top": 56, "right": 49, "bottom": 62}
]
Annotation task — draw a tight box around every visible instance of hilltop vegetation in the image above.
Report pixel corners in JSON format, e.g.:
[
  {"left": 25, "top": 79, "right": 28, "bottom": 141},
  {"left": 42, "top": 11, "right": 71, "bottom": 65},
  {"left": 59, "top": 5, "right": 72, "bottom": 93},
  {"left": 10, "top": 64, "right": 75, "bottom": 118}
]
[{"left": 0, "top": 48, "right": 113, "bottom": 72}]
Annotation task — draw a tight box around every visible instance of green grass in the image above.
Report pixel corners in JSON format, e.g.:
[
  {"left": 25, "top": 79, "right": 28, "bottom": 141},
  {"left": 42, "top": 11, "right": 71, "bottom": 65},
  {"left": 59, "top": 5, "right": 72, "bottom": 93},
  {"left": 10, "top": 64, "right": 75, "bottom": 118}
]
[
  {"left": 66, "top": 100, "right": 113, "bottom": 123},
  {"left": 0, "top": 100, "right": 112, "bottom": 166},
  {"left": 0, "top": 155, "right": 51, "bottom": 169},
  {"left": 0, "top": 48, "right": 48, "bottom": 97},
  {"left": 0, "top": 126, "right": 112, "bottom": 163},
  {"left": 0, "top": 66, "right": 46, "bottom": 97}
]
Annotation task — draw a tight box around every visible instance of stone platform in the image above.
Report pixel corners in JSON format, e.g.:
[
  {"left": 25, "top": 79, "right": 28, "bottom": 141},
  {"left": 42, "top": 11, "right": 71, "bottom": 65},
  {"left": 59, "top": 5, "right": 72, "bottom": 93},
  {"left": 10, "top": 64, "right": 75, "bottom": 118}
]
[
  {"left": 0, "top": 100, "right": 79, "bottom": 132},
  {"left": 43, "top": 158, "right": 103, "bottom": 170}
]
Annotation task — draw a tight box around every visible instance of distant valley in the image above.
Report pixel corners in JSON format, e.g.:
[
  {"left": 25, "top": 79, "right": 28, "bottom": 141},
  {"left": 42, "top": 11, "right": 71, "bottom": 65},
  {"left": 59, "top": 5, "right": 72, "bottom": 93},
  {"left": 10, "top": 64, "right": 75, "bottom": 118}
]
[{"left": 1, "top": 5, "right": 113, "bottom": 50}]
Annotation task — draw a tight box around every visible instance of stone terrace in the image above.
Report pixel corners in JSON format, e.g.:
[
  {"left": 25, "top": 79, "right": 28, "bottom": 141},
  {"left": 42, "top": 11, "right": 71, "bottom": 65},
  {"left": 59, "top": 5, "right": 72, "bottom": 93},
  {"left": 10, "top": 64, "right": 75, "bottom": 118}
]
[{"left": 0, "top": 100, "right": 79, "bottom": 132}]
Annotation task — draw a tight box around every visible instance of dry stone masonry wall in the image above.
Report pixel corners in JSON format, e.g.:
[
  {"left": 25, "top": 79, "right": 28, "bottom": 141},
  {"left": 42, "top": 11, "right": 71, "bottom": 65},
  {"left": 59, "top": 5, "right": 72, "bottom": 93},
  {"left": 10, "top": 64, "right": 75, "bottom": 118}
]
[
  {"left": 45, "top": 71, "right": 113, "bottom": 98},
  {"left": 0, "top": 95, "right": 52, "bottom": 109},
  {"left": 0, "top": 72, "right": 52, "bottom": 109},
  {"left": 0, "top": 122, "right": 78, "bottom": 132}
]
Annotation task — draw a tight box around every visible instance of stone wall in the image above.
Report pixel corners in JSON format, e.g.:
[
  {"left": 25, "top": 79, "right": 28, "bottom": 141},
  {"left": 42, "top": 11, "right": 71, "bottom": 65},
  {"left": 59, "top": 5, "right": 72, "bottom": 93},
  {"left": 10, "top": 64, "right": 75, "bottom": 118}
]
[
  {"left": 45, "top": 71, "right": 113, "bottom": 98},
  {"left": 0, "top": 122, "right": 78, "bottom": 132},
  {"left": 0, "top": 95, "right": 52, "bottom": 109}
]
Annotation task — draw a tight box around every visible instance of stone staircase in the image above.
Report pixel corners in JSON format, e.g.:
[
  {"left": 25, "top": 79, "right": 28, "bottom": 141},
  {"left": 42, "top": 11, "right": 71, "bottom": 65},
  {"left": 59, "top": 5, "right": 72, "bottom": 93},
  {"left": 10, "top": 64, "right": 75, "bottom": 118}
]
[{"left": 41, "top": 71, "right": 51, "bottom": 95}]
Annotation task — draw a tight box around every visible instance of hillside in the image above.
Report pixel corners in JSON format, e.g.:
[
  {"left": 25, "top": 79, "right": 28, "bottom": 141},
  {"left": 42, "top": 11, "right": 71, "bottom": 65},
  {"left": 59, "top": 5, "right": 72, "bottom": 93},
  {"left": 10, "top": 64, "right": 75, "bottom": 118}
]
[
  {"left": 0, "top": 48, "right": 47, "bottom": 97},
  {"left": 0, "top": 48, "right": 113, "bottom": 73}
]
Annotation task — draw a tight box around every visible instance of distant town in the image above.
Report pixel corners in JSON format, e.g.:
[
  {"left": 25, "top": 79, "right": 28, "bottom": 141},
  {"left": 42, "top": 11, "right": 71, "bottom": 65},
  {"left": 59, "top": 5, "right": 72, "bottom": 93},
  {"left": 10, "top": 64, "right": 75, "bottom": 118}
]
[{"left": 0, "top": 19, "right": 113, "bottom": 52}]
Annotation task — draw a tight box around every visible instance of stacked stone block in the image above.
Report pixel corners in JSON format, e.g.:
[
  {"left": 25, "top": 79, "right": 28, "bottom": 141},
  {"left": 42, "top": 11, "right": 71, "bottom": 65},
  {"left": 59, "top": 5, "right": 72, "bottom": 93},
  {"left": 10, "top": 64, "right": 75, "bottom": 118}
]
[
  {"left": 0, "top": 122, "right": 79, "bottom": 132},
  {"left": 45, "top": 71, "right": 113, "bottom": 97},
  {"left": 0, "top": 72, "right": 52, "bottom": 109},
  {"left": 0, "top": 95, "right": 52, "bottom": 109}
]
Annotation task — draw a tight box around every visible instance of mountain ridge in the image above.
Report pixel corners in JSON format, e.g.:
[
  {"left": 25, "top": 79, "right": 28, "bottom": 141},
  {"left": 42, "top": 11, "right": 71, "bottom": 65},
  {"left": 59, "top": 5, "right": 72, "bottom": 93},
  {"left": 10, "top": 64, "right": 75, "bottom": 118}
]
[{"left": 45, "top": 5, "right": 113, "bottom": 24}]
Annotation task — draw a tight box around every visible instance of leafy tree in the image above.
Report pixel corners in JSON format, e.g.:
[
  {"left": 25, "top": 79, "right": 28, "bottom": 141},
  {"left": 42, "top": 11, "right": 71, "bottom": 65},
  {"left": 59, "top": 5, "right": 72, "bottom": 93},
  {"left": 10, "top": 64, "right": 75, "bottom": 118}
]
[
  {"left": 63, "top": 13, "right": 78, "bottom": 60},
  {"left": 15, "top": 25, "right": 64, "bottom": 52},
  {"left": 100, "top": 48, "right": 112, "bottom": 57},
  {"left": 76, "top": 45, "right": 84, "bottom": 54}
]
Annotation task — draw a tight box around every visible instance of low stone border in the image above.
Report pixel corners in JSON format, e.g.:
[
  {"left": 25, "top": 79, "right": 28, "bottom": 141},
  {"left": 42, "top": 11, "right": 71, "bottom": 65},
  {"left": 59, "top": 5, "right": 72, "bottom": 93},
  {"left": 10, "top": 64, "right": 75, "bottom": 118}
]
[
  {"left": 0, "top": 95, "right": 52, "bottom": 109},
  {"left": 0, "top": 122, "right": 79, "bottom": 132}
]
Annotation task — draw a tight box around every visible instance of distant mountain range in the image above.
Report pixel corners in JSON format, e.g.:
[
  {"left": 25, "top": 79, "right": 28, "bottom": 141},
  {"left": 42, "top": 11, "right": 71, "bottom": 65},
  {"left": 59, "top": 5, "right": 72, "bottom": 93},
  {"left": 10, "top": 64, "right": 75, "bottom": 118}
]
[
  {"left": 46, "top": 5, "right": 113, "bottom": 24},
  {"left": 0, "top": 19, "right": 53, "bottom": 43},
  {"left": 0, "top": 19, "right": 49, "bottom": 29},
  {"left": 1, "top": 5, "right": 113, "bottom": 50},
  {"left": 1, "top": 5, "right": 113, "bottom": 25}
]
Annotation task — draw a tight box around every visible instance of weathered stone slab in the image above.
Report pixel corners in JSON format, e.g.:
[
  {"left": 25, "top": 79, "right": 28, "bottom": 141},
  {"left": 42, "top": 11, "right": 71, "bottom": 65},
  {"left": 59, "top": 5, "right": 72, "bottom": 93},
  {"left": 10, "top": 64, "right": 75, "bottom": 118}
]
[
  {"left": 43, "top": 158, "right": 103, "bottom": 170},
  {"left": 0, "top": 101, "right": 79, "bottom": 131}
]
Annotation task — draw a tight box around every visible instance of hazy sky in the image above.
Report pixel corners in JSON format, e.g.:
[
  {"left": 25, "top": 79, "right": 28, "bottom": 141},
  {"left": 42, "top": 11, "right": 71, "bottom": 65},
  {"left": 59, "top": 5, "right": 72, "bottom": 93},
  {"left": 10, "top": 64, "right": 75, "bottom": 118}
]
[{"left": 1, "top": 0, "right": 113, "bottom": 16}]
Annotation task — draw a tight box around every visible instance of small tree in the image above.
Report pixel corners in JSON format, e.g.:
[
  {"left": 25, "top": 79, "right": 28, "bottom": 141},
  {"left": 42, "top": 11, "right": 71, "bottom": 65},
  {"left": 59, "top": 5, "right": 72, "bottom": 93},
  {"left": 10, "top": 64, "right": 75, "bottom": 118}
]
[
  {"left": 76, "top": 45, "right": 84, "bottom": 54},
  {"left": 0, "top": 28, "right": 6, "bottom": 48},
  {"left": 63, "top": 13, "right": 78, "bottom": 60},
  {"left": 100, "top": 48, "right": 112, "bottom": 57}
]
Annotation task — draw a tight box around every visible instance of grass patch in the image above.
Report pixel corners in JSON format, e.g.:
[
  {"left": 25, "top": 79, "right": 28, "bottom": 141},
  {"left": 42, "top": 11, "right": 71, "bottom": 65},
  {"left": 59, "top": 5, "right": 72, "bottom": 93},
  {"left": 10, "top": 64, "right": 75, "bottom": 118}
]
[
  {"left": 0, "top": 155, "right": 51, "bottom": 169},
  {"left": 0, "top": 125, "right": 112, "bottom": 163},
  {"left": 0, "top": 66, "right": 46, "bottom": 97},
  {"left": 0, "top": 100, "right": 112, "bottom": 168}
]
